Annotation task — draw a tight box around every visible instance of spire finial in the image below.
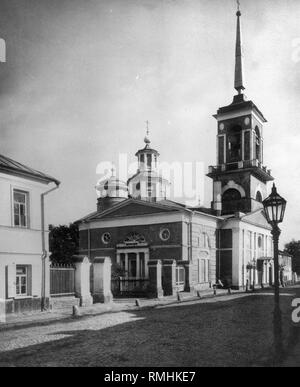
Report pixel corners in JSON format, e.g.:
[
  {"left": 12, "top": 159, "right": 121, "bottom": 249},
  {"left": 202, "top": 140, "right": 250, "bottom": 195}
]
[
  {"left": 234, "top": 0, "right": 245, "bottom": 94},
  {"left": 144, "top": 120, "right": 151, "bottom": 145}
]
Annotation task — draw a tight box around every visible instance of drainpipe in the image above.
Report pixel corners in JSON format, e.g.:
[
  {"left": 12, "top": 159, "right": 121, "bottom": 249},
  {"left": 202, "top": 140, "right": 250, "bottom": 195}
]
[
  {"left": 189, "top": 213, "right": 193, "bottom": 262},
  {"left": 41, "top": 182, "right": 60, "bottom": 311}
]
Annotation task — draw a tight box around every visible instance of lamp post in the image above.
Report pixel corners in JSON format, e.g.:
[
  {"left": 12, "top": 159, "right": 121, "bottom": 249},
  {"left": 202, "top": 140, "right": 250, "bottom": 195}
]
[{"left": 262, "top": 183, "right": 287, "bottom": 363}]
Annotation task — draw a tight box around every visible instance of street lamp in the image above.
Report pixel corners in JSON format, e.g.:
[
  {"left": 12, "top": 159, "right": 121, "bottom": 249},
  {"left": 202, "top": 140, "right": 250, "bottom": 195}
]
[{"left": 262, "top": 183, "right": 287, "bottom": 363}]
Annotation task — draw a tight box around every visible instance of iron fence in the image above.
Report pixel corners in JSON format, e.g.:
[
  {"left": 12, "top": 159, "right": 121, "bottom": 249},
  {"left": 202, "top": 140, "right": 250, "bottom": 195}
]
[
  {"left": 50, "top": 264, "right": 75, "bottom": 297},
  {"left": 112, "top": 277, "right": 149, "bottom": 297}
]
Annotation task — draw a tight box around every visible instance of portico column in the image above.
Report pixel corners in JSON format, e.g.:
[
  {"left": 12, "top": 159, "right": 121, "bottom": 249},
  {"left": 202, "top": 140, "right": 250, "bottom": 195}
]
[
  {"left": 125, "top": 253, "right": 129, "bottom": 277},
  {"left": 136, "top": 252, "right": 140, "bottom": 279},
  {"left": 116, "top": 252, "right": 121, "bottom": 265},
  {"left": 145, "top": 251, "right": 149, "bottom": 278}
]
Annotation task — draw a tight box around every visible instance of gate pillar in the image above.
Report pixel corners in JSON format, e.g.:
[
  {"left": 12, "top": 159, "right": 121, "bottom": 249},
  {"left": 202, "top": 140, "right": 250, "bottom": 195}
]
[
  {"left": 162, "top": 260, "right": 177, "bottom": 296},
  {"left": 73, "top": 255, "right": 93, "bottom": 307},
  {"left": 148, "top": 260, "right": 163, "bottom": 299},
  {"left": 93, "top": 257, "right": 113, "bottom": 303}
]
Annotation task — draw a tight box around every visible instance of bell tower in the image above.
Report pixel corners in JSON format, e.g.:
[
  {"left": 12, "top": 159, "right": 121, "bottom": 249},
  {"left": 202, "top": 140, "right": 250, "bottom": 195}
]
[
  {"left": 128, "top": 122, "right": 170, "bottom": 202},
  {"left": 207, "top": 3, "right": 274, "bottom": 216}
]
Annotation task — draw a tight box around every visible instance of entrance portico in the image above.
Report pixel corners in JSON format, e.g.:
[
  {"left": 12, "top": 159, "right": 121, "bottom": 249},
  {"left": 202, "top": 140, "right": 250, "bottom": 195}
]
[{"left": 116, "top": 246, "right": 149, "bottom": 279}]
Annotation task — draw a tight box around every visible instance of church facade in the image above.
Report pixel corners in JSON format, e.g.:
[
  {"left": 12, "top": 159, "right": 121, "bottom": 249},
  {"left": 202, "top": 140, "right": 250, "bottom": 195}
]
[{"left": 76, "top": 7, "right": 289, "bottom": 296}]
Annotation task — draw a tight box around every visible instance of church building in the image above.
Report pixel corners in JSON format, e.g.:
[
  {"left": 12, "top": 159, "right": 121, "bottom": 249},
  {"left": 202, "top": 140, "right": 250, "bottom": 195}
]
[{"left": 76, "top": 6, "right": 286, "bottom": 297}]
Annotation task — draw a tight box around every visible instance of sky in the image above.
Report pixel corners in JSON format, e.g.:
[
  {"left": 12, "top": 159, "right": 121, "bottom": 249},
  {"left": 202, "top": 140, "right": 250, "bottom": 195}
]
[{"left": 0, "top": 0, "right": 300, "bottom": 247}]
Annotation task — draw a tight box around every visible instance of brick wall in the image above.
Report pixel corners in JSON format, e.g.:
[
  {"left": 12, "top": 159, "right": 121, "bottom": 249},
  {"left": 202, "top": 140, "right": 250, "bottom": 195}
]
[{"left": 79, "top": 222, "right": 183, "bottom": 264}]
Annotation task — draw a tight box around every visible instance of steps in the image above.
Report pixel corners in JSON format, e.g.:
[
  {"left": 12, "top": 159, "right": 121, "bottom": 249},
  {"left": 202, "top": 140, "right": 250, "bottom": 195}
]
[{"left": 50, "top": 296, "right": 80, "bottom": 312}]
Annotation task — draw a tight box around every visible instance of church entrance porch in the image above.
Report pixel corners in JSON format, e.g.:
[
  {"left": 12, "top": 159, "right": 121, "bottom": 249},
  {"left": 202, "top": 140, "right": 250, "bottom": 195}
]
[
  {"left": 112, "top": 248, "right": 150, "bottom": 297},
  {"left": 247, "top": 257, "right": 273, "bottom": 289}
]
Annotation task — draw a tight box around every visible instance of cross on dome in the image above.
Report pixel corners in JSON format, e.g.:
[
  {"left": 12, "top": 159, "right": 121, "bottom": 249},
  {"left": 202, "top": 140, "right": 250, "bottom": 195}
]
[{"left": 144, "top": 120, "right": 151, "bottom": 145}]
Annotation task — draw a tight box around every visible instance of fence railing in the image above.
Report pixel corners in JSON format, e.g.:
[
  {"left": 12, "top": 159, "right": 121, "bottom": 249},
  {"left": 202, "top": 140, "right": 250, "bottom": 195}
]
[
  {"left": 112, "top": 277, "right": 149, "bottom": 297},
  {"left": 50, "top": 264, "right": 76, "bottom": 297}
]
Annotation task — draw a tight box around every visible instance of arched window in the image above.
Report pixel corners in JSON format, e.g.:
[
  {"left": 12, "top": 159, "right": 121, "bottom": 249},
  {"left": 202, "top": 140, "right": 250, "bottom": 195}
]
[
  {"left": 222, "top": 189, "right": 242, "bottom": 202},
  {"left": 222, "top": 188, "right": 242, "bottom": 214},
  {"left": 228, "top": 125, "right": 242, "bottom": 162},
  {"left": 255, "top": 127, "right": 261, "bottom": 162},
  {"left": 256, "top": 191, "right": 262, "bottom": 203}
]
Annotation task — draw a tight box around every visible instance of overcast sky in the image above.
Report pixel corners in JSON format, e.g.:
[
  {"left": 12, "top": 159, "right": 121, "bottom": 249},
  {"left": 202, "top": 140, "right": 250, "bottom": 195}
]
[{"left": 1, "top": 0, "right": 300, "bottom": 247}]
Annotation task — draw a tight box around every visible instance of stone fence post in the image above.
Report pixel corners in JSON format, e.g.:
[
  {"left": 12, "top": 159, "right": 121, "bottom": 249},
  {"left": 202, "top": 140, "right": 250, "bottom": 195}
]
[
  {"left": 73, "top": 255, "right": 93, "bottom": 307},
  {"left": 162, "top": 260, "right": 177, "bottom": 296},
  {"left": 148, "top": 260, "right": 163, "bottom": 299},
  {"left": 93, "top": 257, "right": 113, "bottom": 303},
  {"left": 0, "top": 300, "right": 5, "bottom": 323}
]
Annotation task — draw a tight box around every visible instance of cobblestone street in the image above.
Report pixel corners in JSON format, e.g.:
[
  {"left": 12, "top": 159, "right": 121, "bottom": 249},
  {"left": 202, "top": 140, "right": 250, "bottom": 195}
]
[{"left": 0, "top": 287, "right": 299, "bottom": 367}]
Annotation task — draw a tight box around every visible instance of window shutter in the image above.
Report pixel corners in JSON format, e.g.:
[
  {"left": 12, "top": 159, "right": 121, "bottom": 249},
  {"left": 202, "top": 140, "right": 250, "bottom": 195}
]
[
  {"left": 31, "top": 264, "right": 41, "bottom": 297},
  {"left": 27, "top": 265, "right": 32, "bottom": 296},
  {"left": 6, "top": 263, "right": 16, "bottom": 298}
]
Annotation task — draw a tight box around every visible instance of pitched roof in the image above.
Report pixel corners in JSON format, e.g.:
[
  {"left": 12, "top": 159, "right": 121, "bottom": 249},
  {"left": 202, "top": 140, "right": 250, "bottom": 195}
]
[
  {"left": 0, "top": 154, "right": 60, "bottom": 185},
  {"left": 75, "top": 198, "right": 188, "bottom": 224}
]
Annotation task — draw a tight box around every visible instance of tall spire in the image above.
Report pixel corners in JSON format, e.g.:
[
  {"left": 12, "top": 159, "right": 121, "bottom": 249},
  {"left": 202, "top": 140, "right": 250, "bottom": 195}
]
[{"left": 234, "top": 0, "right": 245, "bottom": 94}]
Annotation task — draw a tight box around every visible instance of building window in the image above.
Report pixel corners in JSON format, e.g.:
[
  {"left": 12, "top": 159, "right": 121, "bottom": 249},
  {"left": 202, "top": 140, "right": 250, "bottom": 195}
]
[
  {"left": 160, "top": 228, "right": 170, "bottom": 241},
  {"left": 147, "top": 154, "right": 152, "bottom": 168},
  {"left": 228, "top": 125, "right": 242, "bottom": 162},
  {"left": 16, "top": 265, "right": 28, "bottom": 296},
  {"left": 255, "top": 127, "right": 261, "bottom": 162},
  {"left": 201, "top": 233, "right": 209, "bottom": 248},
  {"left": 256, "top": 191, "right": 263, "bottom": 203},
  {"left": 101, "top": 232, "right": 111, "bottom": 244},
  {"left": 13, "top": 190, "right": 29, "bottom": 228},
  {"left": 198, "top": 259, "right": 209, "bottom": 283},
  {"left": 222, "top": 189, "right": 241, "bottom": 202},
  {"left": 258, "top": 235, "right": 264, "bottom": 250}
]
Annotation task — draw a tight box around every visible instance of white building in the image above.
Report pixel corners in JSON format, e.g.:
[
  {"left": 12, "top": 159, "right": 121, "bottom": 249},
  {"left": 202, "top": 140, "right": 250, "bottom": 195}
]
[{"left": 0, "top": 154, "right": 59, "bottom": 320}]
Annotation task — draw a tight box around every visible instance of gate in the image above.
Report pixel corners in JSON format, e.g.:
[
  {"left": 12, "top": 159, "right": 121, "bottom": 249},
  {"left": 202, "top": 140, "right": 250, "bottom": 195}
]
[
  {"left": 111, "top": 277, "right": 149, "bottom": 297},
  {"left": 176, "top": 266, "right": 185, "bottom": 292},
  {"left": 50, "top": 264, "right": 75, "bottom": 297}
]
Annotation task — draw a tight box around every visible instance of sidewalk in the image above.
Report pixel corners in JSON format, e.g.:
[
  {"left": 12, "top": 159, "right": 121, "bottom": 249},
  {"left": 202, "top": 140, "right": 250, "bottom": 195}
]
[
  {"left": 0, "top": 287, "right": 245, "bottom": 329},
  {"left": 1, "top": 285, "right": 290, "bottom": 330}
]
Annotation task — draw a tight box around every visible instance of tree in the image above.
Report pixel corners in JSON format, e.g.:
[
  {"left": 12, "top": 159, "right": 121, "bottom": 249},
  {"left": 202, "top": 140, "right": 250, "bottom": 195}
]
[
  {"left": 49, "top": 223, "right": 79, "bottom": 264},
  {"left": 284, "top": 240, "right": 300, "bottom": 274}
]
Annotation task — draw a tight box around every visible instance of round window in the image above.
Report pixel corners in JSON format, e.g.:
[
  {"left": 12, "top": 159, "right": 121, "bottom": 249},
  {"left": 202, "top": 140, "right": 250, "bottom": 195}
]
[
  {"left": 102, "top": 232, "right": 111, "bottom": 244},
  {"left": 160, "top": 228, "right": 170, "bottom": 241}
]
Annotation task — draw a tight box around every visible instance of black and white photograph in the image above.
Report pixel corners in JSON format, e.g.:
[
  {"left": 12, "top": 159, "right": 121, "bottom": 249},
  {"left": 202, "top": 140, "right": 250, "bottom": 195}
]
[{"left": 0, "top": 0, "right": 300, "bottom": 370}]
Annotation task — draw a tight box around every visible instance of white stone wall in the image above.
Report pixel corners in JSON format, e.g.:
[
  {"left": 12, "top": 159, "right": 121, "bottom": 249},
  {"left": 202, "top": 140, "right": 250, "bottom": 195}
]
[
  {"left": 189, "top": 213, "right": 218, "bottom": 289},
  {"left": 0, "top": 172, "right": 52, "bottom": 301},
  {"left": 222, "top": 215, "right": 273, "bottom": 288}
]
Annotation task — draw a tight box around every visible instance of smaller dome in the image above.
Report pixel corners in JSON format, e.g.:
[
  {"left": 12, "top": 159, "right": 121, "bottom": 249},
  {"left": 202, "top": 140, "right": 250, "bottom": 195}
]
[{"left": 96, "top": 174, "right": 128, "bottom": 199}]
